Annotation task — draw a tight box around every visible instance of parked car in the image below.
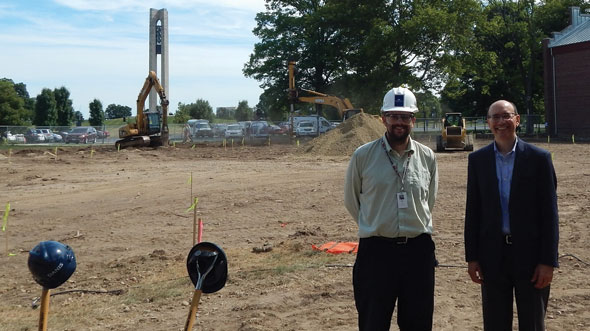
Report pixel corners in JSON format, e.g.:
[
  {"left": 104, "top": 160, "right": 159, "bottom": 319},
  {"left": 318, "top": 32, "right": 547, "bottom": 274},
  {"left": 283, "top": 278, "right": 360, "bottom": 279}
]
[
  {"left": 24, "top": 129, "right": 45, "bottom": 143},
  {"left": 39, "top": 129, "right": 62, "bottom": 142},
  {"left": 278, "top": 121, "right": 292, "bottom": 133},
  {"left": 97, "top": 130, "right": 110, "bottom": 138},
  {"left": 60, "top": 131, "right": 70, "bottom": 141},
  {"left": 187, "top": 119, "right": 214, "bottom": 138},
  {"left": 249, "top": 121, "right": 270, "bottom": 139},
  {"left": 65, "top": 127, "right": 97, "bottom": 144},
  {"left": 238, "top": 121, "right": 252, "bottom": 135},
  {"left": 224, "top": 124, "right": 244, "bottom": 139},
  {"left": 52, "top": 132, "right": 63, "bottom": 142},
  {"left": 268, "top": 124, "right": 283, "bottom": 134},
  {"left": 295, "top": 121, "right": 317, "bottom": 137},
  {"left": 2, "top": 131, "right": 26, "bottom": 144},
  {"left": 212, "top": 123, "right": 228, "bottom": 137}
]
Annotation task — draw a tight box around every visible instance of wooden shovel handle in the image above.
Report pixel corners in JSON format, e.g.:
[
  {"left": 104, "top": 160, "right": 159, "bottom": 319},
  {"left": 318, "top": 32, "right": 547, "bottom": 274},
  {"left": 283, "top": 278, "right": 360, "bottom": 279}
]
[
  {"left": 38, "top": 288, "right": 51, "bottom": 331},
  {"left": 183, "top": 289, "right": 203, "bottom": 331}
]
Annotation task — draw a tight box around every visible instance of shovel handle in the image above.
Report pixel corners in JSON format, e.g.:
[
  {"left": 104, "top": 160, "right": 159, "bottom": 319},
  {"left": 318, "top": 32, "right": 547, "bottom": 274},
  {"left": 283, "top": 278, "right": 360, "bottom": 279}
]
[
  {"left": 183, "top": 289, "right": 203, "bottom": 331},
  {"left": 38, "top": 288, "right": 51, "bottom": 331}
]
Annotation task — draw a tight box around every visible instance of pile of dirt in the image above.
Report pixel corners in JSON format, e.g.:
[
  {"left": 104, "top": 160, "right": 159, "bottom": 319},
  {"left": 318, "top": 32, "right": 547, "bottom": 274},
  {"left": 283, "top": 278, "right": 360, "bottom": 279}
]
[{"left": 303, "top": 113, "right": 385, "bottom": 156}]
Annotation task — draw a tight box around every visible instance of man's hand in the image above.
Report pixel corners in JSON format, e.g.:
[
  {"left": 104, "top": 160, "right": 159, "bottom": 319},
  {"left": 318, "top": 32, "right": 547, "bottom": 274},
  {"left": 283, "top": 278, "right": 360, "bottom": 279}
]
[
  {"left": 468, "top": 261, "right": 483, "bottom": 284},
  {"left": 531, "top": 264, "right": 554, "bottom": 289}
]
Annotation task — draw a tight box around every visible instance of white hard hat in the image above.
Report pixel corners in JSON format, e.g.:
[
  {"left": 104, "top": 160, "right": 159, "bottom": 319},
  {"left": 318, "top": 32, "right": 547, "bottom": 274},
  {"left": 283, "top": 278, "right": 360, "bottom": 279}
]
[{"left": 381, "top": 87, "right": 418, "bottom": 113}]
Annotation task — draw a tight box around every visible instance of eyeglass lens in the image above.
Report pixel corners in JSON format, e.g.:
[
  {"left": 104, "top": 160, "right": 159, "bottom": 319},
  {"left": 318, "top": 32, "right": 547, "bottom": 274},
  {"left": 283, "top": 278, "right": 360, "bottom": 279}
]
[
  {"left": 489, "top": 113, "right": 515, "bottom": 120},
  {"left": 385, "top": 114, "right": 413, "bottom": 122}
]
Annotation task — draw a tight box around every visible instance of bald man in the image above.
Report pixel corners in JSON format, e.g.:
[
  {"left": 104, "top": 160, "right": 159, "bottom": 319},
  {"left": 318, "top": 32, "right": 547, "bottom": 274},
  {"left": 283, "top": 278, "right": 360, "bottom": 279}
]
[{"left": 464, "top": 100, "right": 559, "bottom": 330}]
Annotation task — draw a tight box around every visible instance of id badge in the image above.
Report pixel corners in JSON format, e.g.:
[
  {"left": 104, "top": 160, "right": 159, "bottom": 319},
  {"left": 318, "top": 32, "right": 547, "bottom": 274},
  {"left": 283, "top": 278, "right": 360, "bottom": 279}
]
[{"left": 397, "top": 192, "right": 408, "bottom": 209}]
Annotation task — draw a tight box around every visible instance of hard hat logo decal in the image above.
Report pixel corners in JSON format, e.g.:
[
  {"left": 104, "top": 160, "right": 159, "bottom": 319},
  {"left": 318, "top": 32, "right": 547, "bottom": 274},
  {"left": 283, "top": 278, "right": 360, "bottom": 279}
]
[
  {"left": 47, "top": 262, "right": 64, "bottom": 278},
  {"left": 394, "top": 94, "right": 404, "bottom": 107}
]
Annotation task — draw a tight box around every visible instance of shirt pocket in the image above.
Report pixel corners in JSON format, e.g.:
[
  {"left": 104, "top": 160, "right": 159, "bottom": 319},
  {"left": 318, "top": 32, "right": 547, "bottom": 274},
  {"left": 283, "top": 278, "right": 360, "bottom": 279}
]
[{"left": 407, "top": 169, "right": 430, "bottom": 200}]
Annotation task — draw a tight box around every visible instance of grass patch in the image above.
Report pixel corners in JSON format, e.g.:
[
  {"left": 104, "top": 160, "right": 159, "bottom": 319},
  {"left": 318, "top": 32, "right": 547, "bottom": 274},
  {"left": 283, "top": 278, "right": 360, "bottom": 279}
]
[
  {"left": 227, "top": 242, "right": 355, "bottom": 279},
  {"left": 122, "top": 277, "right": 190, "bottom": 305}
]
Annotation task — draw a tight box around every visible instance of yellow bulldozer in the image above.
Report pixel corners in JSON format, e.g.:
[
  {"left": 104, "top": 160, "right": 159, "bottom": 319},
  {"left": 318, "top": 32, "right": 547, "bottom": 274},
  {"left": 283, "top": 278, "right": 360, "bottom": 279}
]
[
  {"left": 436, "top": 112, "right": 474, "bottom": 152},
  {"left": 116, "top": 71, "right": 169, "bottom": 149}
]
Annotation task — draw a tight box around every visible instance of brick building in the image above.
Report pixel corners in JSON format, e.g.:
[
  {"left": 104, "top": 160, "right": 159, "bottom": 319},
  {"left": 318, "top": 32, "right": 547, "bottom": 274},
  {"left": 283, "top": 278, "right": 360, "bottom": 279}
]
[{"left": 543, "top": 7, "right": 590, "bottom": 138}]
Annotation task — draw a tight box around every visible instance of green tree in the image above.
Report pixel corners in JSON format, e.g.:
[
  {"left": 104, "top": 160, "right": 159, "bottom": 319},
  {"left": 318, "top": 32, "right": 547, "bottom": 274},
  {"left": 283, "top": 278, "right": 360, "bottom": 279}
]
[
  {"left": 216, "top": 107, "right": 235, "bottom": 119},
  {"left": 234, "top": 100, "right": 253, "bottom": 121},
  {"left": 34, "top": 88, "right": 57, "bottom": 126},
  {"left": 0, "top": 80, "right": 28, "bottom": 125},
  {"left": 105, "top": 104, "right": 132, "bottom": 119},
  {"left": 177, "top": 99, "right": 214, "bottom": 122},
  {"left": 245, "top": 0, "right": 481, "bottom": 117},
  {"left": 88, "top": 99, "right": 104, "bottom": 126},
  {"left": 441, "top": 0, "right": 589, "bottom": 118},
  {"left": 14, "top": 82, "right": 35, "bottom": 118},
  {"left": 54, "top": 87, "right": 74, "bottom": 126},
  {"left": 173, "top": 102, "right": 190, "bottom": 124}
]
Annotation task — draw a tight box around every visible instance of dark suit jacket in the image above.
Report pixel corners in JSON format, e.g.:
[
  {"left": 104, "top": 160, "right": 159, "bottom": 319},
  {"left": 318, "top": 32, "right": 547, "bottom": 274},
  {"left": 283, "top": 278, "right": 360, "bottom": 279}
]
[{"left": 464, "top": 139, "right": 559, "bottom": 280}]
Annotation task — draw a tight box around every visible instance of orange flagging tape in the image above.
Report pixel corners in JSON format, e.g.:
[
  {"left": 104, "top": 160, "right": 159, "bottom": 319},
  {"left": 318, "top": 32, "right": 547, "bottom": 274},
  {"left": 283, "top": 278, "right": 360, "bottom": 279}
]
[{"left": 312, "top": 241, "right": 358, "bottom": 254}]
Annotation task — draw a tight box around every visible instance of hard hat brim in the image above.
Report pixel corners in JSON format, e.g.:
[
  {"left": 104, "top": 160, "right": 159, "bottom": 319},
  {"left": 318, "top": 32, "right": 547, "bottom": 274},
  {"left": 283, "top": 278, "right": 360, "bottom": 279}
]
[{"left": 381, "top": 107, "right": 418, "bottom": 113}]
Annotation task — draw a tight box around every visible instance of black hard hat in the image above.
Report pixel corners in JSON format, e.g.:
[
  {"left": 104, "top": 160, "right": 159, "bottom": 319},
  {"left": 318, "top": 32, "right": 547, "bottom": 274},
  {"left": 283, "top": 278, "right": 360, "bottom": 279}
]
[
  {"left": 186, "top": 242, "right": 228, "bottom": 293},
  {"left": 28, "top": 241, "right": 76, "bottom": 289}
]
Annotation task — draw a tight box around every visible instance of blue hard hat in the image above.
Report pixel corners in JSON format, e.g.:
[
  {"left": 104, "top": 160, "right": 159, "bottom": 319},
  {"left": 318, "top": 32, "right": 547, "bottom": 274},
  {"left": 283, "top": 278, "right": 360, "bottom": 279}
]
[{"left": 28, "top": 241, "right": 76, "bottom": 289}]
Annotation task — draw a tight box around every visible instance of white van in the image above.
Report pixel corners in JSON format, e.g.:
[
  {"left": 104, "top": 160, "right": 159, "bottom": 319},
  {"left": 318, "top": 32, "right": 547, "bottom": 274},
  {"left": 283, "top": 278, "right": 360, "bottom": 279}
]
[{"left": 289, "top": 116, "right": 333, "bottom": 134}]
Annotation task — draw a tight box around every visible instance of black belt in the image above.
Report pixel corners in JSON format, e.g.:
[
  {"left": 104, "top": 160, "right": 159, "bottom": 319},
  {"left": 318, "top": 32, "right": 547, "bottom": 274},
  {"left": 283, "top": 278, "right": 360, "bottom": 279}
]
[
  {"left": 371, "top": 234, "right": 428, "bottom": 245},
  {"left": 504, "top": 234, "right": 512, "bottom": 245}
]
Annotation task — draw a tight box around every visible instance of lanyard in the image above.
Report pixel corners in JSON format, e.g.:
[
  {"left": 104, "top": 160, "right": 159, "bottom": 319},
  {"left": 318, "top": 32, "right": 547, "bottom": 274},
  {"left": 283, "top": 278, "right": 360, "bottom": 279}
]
[{"left": 381, "top": 139, "right": 412, "bottom": 189}]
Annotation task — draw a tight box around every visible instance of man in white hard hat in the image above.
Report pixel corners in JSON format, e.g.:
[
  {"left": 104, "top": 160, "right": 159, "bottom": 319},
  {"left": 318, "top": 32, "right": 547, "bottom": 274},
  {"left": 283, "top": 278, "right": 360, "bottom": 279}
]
[{"left": 344, "top": 87, "right": 438, "bottom": 330}]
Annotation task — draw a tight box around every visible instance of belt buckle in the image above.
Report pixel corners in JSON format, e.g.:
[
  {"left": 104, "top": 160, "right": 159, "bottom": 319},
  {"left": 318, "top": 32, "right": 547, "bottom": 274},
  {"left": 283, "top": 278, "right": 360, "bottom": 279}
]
[
  {"left": 505, "top": 235, "right": 512, "bottom": 245},
  {"left": 396, "top": 237, "right": 408, "bottom": 245}
]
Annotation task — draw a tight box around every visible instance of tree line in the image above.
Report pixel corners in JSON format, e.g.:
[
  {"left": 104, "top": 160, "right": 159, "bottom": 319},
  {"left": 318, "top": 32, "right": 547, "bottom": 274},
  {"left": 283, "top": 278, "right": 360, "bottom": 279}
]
[
  {"left": 0, "top": 77, "right": 260, "bottom": 127},
  {"left": 0, "top": 79, "right": 134, "bottom": 127}
]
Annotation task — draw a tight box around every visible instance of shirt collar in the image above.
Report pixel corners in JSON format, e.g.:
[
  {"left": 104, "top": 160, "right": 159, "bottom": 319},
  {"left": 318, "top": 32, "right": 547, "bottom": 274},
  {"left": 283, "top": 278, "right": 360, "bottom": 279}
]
[
  {"left": 493, "top": 137, "right": 518, "bottom": 155},
  {"left": 382, "top": 135, "right": 415, "bottom": 156}
]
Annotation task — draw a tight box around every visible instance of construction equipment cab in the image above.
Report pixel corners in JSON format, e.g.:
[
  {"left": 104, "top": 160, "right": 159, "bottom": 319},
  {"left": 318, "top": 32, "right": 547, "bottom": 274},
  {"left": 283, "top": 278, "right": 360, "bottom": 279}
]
[
  {"left": 116, "top": 71, "right": 169, "bottom": 149},
  {"left": 436, "top": 112, "right": 474, "bottom": 152},
  {"left": 288, "top": 61, "right": 363, "bottom": 122}
]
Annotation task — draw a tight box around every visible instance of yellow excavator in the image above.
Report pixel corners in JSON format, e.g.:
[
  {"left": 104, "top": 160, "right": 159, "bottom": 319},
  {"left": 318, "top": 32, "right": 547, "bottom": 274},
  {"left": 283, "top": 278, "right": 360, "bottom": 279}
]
[
  {"left": 116, "top": 71, "right": 169, "bottom": 149},
  {"left": 288, "top": 61, "right": 363, "bottom": 121},
  {"left": 436, "top": 112, "right": 474, "bottom": 152}
]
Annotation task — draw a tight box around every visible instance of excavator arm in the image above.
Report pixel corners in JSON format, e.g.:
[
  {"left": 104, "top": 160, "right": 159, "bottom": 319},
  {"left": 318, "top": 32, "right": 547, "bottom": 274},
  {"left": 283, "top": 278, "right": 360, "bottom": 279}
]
[
  {"left": 136, "top": 71, "right": 169, "bottom": 137},
  {"left": 116, "top": 71, "right": 169, "bottom": 148},
  {"left": 288, "top": 61, "right": 362, "bottom": 121}
]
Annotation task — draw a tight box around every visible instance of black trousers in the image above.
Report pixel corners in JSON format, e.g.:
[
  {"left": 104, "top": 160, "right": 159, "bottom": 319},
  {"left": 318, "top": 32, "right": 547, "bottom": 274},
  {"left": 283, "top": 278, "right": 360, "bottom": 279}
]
[
  {"left": 481, "top": 243, "right": 550, "bottom": 331},
  {"left": 353, "top": 234, "right": 436, "bottom": 331}
]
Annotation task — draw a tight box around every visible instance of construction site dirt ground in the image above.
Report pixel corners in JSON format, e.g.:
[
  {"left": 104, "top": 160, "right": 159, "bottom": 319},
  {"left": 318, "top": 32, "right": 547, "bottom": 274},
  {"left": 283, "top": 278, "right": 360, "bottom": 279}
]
[{"left": 0, "top": 137, "right": 589, "bottom": 330}]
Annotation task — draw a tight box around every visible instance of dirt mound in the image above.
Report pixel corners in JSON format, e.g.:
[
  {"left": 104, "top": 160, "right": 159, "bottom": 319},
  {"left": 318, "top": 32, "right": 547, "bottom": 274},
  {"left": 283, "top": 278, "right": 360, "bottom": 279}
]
[{"left": 303, "top": 113, "right": 385, "bottom": 156}]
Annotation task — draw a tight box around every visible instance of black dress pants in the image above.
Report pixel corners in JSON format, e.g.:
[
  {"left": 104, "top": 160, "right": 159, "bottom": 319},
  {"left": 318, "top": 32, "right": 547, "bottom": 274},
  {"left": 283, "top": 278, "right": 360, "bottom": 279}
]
[
  {"left": 481, "top": 242, "right": 550, "bottom": 331},
  {"left": 353, "top": 234, "right": 436, "bottom": 331}
]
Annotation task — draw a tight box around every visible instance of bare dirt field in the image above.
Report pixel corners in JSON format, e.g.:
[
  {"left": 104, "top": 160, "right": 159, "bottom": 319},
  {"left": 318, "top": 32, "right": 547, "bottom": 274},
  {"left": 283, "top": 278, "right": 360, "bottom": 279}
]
[{"left": 1, "top": 128, "right": 589, "bottom": 330}]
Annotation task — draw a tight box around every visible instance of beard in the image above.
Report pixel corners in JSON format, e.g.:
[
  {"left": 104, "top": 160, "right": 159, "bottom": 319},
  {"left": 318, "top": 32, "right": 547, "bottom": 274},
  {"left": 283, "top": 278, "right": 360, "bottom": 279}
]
[{"left": 387, "top": 125, "right": 411, "bottom": 143}]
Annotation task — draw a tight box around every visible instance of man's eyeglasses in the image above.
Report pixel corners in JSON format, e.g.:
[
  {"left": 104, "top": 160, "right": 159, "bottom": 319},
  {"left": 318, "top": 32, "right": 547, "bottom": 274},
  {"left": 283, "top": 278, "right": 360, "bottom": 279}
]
[
  {"left": 384, "top": 113, "right": 414, "bottom": 123},
  {"left": 488, "top": 113, "right": 517, "bottom": 121}
]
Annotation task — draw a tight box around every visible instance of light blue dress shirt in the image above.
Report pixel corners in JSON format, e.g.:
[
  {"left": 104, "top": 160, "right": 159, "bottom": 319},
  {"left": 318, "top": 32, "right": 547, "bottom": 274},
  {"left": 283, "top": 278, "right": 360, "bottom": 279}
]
[{"left": 494, "top": 138, "right": 518, "bottom": 235}]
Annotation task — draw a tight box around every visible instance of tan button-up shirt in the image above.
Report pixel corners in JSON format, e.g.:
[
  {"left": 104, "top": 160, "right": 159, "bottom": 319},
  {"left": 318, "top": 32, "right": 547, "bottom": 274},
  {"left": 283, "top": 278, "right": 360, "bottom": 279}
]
[{"left": 344, "top": 136, "right": 438, "bottom": 238}]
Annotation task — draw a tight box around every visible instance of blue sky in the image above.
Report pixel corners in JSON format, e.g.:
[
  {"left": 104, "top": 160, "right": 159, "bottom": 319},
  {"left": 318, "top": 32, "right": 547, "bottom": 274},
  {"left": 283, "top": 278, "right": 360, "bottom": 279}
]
[{"left": 0, "top": 0, "right": 267, "bottom": 119}]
